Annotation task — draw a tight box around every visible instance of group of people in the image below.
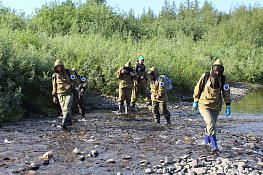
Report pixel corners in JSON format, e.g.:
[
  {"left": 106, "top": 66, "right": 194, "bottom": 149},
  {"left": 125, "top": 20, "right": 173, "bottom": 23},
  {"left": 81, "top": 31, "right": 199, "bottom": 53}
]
[
  {"left": 52, "top": 57, "right": 232, "bottom": 154},
  {"left": 116, "top": 56, "right": 171, "bottom": 125}
]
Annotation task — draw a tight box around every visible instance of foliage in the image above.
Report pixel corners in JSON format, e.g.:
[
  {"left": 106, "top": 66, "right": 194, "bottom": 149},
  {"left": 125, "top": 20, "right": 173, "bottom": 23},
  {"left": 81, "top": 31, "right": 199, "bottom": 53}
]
[{"left": 0, "top": 0, "right": 263, "bottom": 120}]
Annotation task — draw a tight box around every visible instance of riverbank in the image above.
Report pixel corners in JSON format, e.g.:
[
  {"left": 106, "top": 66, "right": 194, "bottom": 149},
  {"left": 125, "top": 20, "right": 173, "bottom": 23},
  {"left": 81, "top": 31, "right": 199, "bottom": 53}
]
[{"left": 0, "top": 82, "right": 262, "bottom": 174}]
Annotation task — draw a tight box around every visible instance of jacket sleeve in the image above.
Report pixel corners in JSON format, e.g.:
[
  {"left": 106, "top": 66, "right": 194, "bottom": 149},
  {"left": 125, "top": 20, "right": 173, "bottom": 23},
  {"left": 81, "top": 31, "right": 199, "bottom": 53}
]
[
  {"left": 116, "top": 67, "right": 123, "bottom": 79},
  {"left": 52, "top": 73, "right": 57, "bottom": 97},
  {"left": 158, "top": 77, "right": 166, "bottom": 97},
  {"left": 193, "top": 73, "right": 206, "bottom": 100},
  {"left": 144, "top": 67, "right": 148, "bottom": 81},
  {"left": 133, "top": 65, "right": 139, "bottom": 81},
  {"left": 222, "top": 77, "right": 231, "bottom": 105},
  {"left": 69, "top": 70, "right": 78, "bottom": 89}
]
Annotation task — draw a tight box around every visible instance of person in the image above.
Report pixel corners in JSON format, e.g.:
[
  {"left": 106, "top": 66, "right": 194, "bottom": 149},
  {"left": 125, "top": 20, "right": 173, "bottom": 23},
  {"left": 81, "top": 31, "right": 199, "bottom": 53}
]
[
  {"left": 193, "top": 59, "right": 231, "bottom": 153},
  {"left": 148, "top": 67, "right": 171, "bottom": 124},
  {"left": 116, "top": 61, "right": 137, "bottom": 114},
  {"left": 72, "top": 68, "right": 88, "bottom": 117},
  {"left": 131, "top": 56, "right": 151, "bottom": 108},
  {"left": 52, "top": 59, "right": 78, "bottom": 129}
]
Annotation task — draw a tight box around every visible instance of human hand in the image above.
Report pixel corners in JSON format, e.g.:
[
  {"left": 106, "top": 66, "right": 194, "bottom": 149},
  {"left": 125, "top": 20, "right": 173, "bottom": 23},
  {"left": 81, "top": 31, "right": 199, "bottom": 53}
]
[
  {"left": 226, "top": 106, "right": 231, "bottom": 117},
  {"left": 65, "top": 84, "right": 71, "bottom": 90},
  {"left": 130, "top": 72, "right": 135, "bottom": 76},
  {"left": 121, "top": 69, "right": 126, "bottom": 74},
  {"left": 156, "top": 95, "right": 160, "bottom": 100},
  {"left": 53, "top": 97, "right": 57, "bottom": 104},
  {"left": 193, "top": 101, "right": 198, "bottom": 110}
]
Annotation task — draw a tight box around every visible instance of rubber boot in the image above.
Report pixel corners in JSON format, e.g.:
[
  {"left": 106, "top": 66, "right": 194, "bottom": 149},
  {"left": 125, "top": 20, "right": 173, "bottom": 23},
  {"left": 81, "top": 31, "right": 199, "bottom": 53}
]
[
  {"left": 61, "top": 114, "right": 68, "bottom": 129},
  {"left": 164, "top": 114, "right": 171, "bottom": 125},
  {"left": 205, "top": 135, "right": 210, "bottom": 144},
  {"left": 153, "top": 114, "right": 160, "bottom": 124},
  {"left": 118, "top": 101, "right": 124, "bottom": 113},
  {"left": 130, "top": 101, "right": 136, "bottom": 108},
  {"left": 124, "top": 103, "right": 129, "bottom": 114},
  {"left": 210, "top": 135, "right": 218, "bottom": 154}
]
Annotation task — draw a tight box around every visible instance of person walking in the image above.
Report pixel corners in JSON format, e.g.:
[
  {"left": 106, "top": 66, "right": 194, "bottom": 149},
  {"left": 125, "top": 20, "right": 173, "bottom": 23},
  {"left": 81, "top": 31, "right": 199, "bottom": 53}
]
[
  {"left": 148, "top": 67, "right": 171, "bottom": 124},
  {"left": 52, "top": 59, "right": 78, "bottom": 129},
  {"left": 193, "top": 59, "right": 231, "bottom": 154},
  {"left": 72, "top": 68, "right": 88, "bottom": 117},
  {"left": 116, "top": 61, "right": 136, "bottom": 114},
  {"left": 131, "top": 56, "right": 151, "bottom": 108}
]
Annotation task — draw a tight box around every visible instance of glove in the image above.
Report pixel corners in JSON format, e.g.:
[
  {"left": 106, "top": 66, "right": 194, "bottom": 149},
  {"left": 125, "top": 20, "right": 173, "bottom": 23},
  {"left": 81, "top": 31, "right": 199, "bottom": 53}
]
[
  {"left": 226, "top": 106, "right": 231, "bottom": 117},
  {"left": 193, "top": 101, "right": 198, "bottom": 110}
]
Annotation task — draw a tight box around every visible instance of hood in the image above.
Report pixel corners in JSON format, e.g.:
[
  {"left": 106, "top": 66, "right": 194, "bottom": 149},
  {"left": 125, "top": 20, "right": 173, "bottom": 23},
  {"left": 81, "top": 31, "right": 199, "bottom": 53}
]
[
  {"left": 124, "top": 61, "right": 131, "bottom": 68},
  {"left": 54, "top": 59, "right": 65, "bottom": 73},
  {"left": 149, "top": 67, "right": 159, "bottom": 79},
  {"left": 211, "top": 59, "right": 224, "bottom": 74}
]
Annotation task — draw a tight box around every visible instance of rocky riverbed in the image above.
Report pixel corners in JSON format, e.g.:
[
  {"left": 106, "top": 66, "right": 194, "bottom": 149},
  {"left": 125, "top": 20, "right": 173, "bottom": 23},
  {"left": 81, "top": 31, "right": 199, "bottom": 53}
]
[{"left": 0, "top": 82, "right": 263, "bottom": 175}]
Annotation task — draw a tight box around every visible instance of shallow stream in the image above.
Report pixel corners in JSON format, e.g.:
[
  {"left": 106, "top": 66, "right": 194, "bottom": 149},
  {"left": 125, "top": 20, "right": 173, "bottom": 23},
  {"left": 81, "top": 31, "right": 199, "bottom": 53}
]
[{"left": 220, "top": 89, "right": 263, "bottom": 137}]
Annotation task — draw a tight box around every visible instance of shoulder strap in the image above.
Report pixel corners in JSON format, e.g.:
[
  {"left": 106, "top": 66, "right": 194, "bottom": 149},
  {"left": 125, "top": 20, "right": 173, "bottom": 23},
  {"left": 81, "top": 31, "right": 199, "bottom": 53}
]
[
  {"left": 65, "top": 69, "right": 70, "bottom": 77},
  {"left": 221, "top": 75, "right": 225, "bottom": 89},
  {"left": 201, "top": 72, "right": 210, "bottom": 92}
]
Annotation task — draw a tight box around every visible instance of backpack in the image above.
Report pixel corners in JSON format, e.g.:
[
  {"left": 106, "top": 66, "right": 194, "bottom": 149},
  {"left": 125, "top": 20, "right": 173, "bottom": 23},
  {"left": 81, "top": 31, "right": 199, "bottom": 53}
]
[
  {"left": 201, "top": 72, "right": 225, "bottom": 92},
  {"left": 158, "top": 75, "right": 172, "bottom": 91}
]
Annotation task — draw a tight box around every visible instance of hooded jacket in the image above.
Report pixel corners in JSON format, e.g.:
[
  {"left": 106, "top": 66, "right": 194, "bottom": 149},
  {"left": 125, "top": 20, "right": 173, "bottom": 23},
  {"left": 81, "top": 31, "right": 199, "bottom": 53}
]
[
  {"left": 149, "top": 67, "right": 168, "bottom": 102},
  {"left": 116, "top": 61, "right": 135, "bottom": 89},
  {"left": 52, "top": 59, "right": 78, "bottom": 96},
  {"left": 133, "top": 62, "right": 148, "bottom": 85},
  {"left": 193, "top": 59, "right": 231, "bottom": 111}
]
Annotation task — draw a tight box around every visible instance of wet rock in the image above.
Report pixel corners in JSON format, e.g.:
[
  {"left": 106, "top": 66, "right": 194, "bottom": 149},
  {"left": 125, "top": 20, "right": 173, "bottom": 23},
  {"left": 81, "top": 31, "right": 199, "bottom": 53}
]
[
  {"left": 122, "top": 155, "right": 132, "bottom": 160},
  {"left": 30, "top": 162, "right": 40, "bottom": 170},
  {"left": 3, "top": 157, "right": 10, "bottom": 160},
  {"left": 42, "top": 151, "right": 53, "bottom": 159},
  {"left": 145, "top": 168, "right": 153, "bottom": 174},
  {"left": 73, "top": 147, "right": 81, "bottom": 154},
  {"left": 43, "top": 159, "right": 49, "bottom": 165},
  {"left": 155, "top": 168, "right": 163, "bottom": 174},
  {"left": 116, "top": 173, "right": 123, "bottom": 175},
  {"left": 90, "top": 150, "right": 99, "bottom": 157},
  {"left": 139, "top": 160, "right": 150, "bottom": 166},
  {"left": 164, "top": 156, "right": 174, "bottom": 164},
  {"left": 192, "top": 167, "right": 207, "bottom": 174},
  {"left": 188, "top": 159, "right": 198, "bottom": 168},
  {"left": 106, "top": 159, "right": 115, "bottom": 163},
  {"left": 79, "top": 156, "right": 85, "bottom": 161}
]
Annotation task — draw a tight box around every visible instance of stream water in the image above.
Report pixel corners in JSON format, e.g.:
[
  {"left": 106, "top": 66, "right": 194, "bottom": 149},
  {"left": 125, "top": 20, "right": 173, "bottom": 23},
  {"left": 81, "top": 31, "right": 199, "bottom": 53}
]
[{"left": 220, "top": 88, "right": 263, "bottom": 137}]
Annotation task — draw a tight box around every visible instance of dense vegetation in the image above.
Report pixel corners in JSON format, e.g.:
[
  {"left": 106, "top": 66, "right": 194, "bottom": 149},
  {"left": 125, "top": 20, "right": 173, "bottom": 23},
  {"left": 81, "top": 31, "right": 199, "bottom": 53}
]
[{"left": 0, "top": 0, "right": 262, "bottom": 121}]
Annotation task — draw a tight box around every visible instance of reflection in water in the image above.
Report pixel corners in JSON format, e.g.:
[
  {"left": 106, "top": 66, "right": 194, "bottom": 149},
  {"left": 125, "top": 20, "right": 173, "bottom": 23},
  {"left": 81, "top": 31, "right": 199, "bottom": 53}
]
[
  {"left": 231, "top": 89, "right": 263, "bottom": 115},
  {"left": 220, "top": 88, "right": 263, "bottom": 136}
]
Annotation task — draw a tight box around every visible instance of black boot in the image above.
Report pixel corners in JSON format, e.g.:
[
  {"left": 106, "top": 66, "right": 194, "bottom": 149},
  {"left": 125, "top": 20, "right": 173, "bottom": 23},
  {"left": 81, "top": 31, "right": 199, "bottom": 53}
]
[
  {"left": 118, "top": 101, "right": 124, "bottom": 113},
  {"left": 153, "top": 114, "right": 160, "bottom": 124},
  {"left": 164, "top": 114, "right": 171, "bottom": 125},
  {"left": 130, "top": 101, "right": 136, "bottom": 108}
]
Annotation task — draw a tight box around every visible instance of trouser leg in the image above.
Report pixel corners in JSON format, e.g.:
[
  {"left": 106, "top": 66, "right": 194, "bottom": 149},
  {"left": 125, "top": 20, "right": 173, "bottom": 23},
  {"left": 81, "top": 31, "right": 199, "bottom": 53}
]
[
  {"left": 118, "top": 101, "right": 124, "bottom": 113},
  {"left": 58, "top": 92, "right": 74, "bottom": 128},
  {"left": 152, "top": 101, "right": 160, "bottom": 123},
  {"left": 199, "top": 109, "right": 219, "bottom": 136},
  {"left": 160, "top": 102, "right": 171, "bottom": 124}
]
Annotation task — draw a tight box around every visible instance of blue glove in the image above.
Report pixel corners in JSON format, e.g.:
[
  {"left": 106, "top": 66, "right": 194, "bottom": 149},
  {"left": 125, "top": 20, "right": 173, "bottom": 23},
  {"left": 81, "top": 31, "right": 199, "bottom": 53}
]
[
  {"left": 193, "top": 101, "right": 198, "bottom": 110},
  {"left": 226, "top": 106, "right": 231, "bottom": 117}
]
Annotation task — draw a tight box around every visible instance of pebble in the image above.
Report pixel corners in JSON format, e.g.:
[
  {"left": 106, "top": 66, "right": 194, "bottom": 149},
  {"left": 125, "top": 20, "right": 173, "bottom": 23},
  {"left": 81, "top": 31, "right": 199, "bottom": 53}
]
[
  {"left": 106, "top": 159, "right": 115, "bottom": 163},
  {"left": 90, "top": 150, "right": 99, "bottom": 157}
]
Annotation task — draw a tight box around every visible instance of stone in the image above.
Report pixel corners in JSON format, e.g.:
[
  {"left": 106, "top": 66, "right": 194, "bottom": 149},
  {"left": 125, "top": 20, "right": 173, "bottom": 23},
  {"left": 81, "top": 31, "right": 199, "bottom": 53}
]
[
  {"left": 192, "top": 167, "right": 207, "bottom": 174},
  {"left": 43, "top": 159, "right": 49, "bottom": 165},
  {"left": 189, "top": 159, "right": 198, "bottom": 168},
  {"left": 122, "top": 155, "right": 132, "bottom": 159},
  {"left": 73, "top": 147, "right": 81, "bottom": 154},
  {"left": 30, "top": 162, "right": 40, "bottom": 170},
  {"left": 90, "top": 150, "right": 99, "bottom": 157},
  {"left": 164, "top": 156, "right": 174, "bottom": 164},
  {"left": 106, "top": 159, "right": 115, "bottom": 163},
  {"left": 42, "top": 151, "right": 53, "bottom": 159},
  {"left": 145, "top": 168, "right": 153, "bottom": 174},
  {"left": 79, "top": 156, "right": 85, "bottom": 161}
]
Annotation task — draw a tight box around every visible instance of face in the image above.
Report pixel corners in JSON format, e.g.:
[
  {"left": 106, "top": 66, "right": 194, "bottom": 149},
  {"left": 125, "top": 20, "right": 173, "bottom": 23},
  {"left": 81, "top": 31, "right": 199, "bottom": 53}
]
[
  {"left": 212, "top": 66, "right": 223, "bottom": 77},
  {"left": 138, "top": 59, "right": 144, "bottom": 65},
  {"left": 55, "top": 65, "right": 63, "bottom": 73}
]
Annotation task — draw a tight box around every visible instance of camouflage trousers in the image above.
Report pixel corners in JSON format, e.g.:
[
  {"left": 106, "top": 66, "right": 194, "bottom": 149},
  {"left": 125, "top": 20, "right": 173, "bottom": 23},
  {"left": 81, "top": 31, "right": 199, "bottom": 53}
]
[
  {"left": 152, "top": 101, "right": 170, "bottom": 116},
  {"left": 199, "top": 109, "right": 219, "bottom": 136},
  {"left": 58, "top": 91, "right": 74, "bottom": 126}
]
